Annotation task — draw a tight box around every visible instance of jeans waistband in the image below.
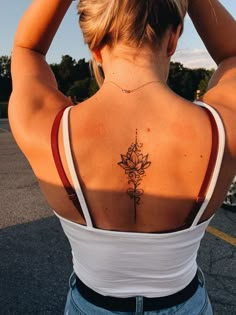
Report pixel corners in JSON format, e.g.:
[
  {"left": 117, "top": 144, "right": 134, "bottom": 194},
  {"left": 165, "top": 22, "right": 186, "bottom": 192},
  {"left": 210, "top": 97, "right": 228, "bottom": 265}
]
[{"left": 75, "top": 273, "right": 200, "bottom": 312}]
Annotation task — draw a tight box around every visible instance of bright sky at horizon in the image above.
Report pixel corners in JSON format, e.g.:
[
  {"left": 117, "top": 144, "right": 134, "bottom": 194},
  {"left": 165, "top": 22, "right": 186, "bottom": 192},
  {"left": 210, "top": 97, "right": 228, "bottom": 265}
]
[{"left": 1, "top": 1, "right": 235, "bottom": 69}]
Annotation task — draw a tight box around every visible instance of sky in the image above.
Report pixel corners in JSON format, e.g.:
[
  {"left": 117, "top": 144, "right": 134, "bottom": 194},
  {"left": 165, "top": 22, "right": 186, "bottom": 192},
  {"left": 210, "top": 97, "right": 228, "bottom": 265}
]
[{"left": 0, "top": 1, "right": 236, "bottom": 69}]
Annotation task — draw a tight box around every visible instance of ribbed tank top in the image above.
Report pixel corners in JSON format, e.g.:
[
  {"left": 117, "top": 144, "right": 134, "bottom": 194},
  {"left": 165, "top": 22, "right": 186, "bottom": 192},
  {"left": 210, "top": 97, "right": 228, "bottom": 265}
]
[{"left": 52, "top": 101, "right": 225, "bottom": 297}]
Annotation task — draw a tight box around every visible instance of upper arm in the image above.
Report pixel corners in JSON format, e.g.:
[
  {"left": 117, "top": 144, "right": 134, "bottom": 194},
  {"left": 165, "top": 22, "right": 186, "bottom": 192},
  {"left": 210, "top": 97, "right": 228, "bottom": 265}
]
[
  {"left": 202, "top": 57, "right": 236, "bottom": 160},
  {"left": 206, "top": 57, "right": 236, "bottom": 92},
  {"left": 9, "top": 47, "right": 72, "bottom": 152},
  {"left": 203, "top": 57, "right": 236, "bottom": 109},
  {"left": 11, "top": 47, "right": 58, "bottom": 93}
]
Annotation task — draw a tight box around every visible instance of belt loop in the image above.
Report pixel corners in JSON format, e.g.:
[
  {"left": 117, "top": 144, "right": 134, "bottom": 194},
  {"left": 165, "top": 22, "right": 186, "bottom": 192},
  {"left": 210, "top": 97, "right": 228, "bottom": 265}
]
[
  {"left": 135, "top": 296, "right": 144, "bottom": 315},
  {"left": 198, "top": 267, "right": 206, "bottom": 287},
  {"left": 69, "top": 271, "right": 76, "bottom": 289}
]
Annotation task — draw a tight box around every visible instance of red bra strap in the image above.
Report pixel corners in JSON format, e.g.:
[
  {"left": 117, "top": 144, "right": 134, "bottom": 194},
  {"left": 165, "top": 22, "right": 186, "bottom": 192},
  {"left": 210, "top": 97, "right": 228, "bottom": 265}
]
[
  {"left": 51, "top": 107, "right": 83, "bottom": 214},
  {"left": 184, "top": 107, "right": 219, "bottom": 226}
]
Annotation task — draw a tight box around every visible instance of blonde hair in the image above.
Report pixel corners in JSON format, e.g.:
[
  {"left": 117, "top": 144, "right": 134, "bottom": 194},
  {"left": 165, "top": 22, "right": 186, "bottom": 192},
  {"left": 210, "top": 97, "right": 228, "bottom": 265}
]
[{"left": 78, "top": 0, "right": 188, "bottom": 86}]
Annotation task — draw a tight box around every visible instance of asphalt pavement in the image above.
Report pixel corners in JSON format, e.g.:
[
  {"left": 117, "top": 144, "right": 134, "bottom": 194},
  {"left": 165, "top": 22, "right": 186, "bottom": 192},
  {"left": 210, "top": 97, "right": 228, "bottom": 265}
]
[
  {"left": 0, "top": 119, "right": 10, "bottom": 132},
  {"left": 0, "top": 120, "right": 235, "bottom": 315}
]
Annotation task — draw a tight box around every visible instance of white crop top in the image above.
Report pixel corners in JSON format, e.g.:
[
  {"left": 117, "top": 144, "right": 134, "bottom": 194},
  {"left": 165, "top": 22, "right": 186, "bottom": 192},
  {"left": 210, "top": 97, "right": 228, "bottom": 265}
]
[{"left": 53, "top": 101, "right": 225, "bottom": 298}]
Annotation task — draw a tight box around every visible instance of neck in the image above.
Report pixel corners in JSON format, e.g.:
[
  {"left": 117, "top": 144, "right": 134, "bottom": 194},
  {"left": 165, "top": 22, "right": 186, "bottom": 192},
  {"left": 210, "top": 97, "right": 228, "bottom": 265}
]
[{"left": 101, "top": 44, "right": 170, "bottom": 87}]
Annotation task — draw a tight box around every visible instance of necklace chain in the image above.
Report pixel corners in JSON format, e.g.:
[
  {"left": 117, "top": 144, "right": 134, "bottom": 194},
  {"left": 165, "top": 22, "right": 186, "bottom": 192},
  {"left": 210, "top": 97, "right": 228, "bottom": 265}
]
[{"left": 103, "top": 80, "right": 162, "bottom": 93}]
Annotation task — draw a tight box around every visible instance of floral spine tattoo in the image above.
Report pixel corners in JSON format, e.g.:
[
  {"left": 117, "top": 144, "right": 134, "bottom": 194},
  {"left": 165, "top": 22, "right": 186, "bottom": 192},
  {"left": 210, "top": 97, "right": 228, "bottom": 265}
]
[{"left": 118, "top": 130, "right": 151, "bottom": 222}]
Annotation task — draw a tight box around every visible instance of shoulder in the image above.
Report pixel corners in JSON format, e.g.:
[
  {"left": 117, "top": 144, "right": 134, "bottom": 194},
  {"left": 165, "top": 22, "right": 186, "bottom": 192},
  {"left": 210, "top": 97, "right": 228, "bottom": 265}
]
[
  {"left": 8, "top": 89, "right": 72, "bottom": 164},
  {"left": 204, "top": 57, "right": 236, "bottom": 107},
  {"left": 201, "top": 58, "right": 236, "bottom": 161},
  {"left": 9, "top": 48, "right": 74, "bottom": 155}
]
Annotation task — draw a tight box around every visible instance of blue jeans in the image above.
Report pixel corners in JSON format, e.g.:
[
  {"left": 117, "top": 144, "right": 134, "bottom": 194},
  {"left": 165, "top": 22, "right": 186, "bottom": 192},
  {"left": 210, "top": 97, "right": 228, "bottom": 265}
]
[{"left": 64, "top": 273, "right": 213, "bottom": 315}]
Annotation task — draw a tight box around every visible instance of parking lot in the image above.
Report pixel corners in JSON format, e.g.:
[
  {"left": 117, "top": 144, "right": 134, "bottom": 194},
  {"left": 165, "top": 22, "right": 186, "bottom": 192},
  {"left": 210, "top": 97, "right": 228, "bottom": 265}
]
[{"left": 0, "top": 122, "right": 235, "bottom": 314}]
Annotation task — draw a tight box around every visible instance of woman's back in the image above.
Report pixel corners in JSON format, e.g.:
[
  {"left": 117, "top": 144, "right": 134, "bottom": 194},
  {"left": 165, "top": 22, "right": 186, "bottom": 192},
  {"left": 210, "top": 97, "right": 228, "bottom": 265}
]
[
  {"left": 9, "top": 0, "right": 236, "bottom": 313},
  {"left": 9, "top": 0, "right": 236, "bottom": 235},
  {"left": 24, "top": 82, "right": 233, "bottom": 233}
]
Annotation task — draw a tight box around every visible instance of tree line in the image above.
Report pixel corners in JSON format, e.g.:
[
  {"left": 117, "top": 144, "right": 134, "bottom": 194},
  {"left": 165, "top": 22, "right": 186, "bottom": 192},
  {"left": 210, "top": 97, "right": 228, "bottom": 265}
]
[{"left": 0, "top": 55, "right": 214, "bottom": 117}]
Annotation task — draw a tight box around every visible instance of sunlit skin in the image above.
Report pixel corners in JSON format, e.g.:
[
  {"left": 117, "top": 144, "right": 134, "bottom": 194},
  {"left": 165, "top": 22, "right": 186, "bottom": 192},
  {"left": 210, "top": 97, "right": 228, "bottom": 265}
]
[{"left": 9, "top": 0, "right": 236, "bottom": 232}]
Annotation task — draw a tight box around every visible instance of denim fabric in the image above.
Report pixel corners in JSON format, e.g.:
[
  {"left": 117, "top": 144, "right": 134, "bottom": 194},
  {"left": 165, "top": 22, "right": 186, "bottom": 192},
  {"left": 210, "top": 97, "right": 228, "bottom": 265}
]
[{"left": 64, "top": 273, "right": 213, "bottom": 315}]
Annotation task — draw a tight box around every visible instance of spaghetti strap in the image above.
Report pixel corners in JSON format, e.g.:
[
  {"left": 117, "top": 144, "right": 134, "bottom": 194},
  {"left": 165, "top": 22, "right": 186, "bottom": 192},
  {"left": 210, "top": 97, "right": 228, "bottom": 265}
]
[
  {"left": 53, "top": 102, "right": 224, "bottom": 230},
  {"left": 62, "top": 107, "right": 93, "bottom": 228},
  {"left": 51, "top": 106, "right": 83, "bottom": 214},
  {"left": 191, "top": 102, "right": 225, "bottom": 226}
]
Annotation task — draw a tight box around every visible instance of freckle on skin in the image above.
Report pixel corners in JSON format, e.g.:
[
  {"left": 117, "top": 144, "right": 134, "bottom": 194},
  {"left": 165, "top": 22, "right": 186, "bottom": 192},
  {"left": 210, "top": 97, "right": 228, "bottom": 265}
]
[
  {"left": 200, "top": 155, "right": 203, "bottom": 158},
  {"left": 147, "top": 128, "right": 151, "bottom": 132}
]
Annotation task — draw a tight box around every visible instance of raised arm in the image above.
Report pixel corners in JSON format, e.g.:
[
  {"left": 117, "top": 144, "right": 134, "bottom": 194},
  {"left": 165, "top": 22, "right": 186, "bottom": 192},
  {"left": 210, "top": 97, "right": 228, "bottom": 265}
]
[
  {"left": 188, "top": 0, "right": 236, "bottom": 159},
  {"left": 13, "top": 0, "right": 73, "bottom": 56},
  {"left": 10, "top": 0, "right": 74, "bottom": 147},
  {"left": 188, "top": 0, "right": 236, "bottom": 65}
]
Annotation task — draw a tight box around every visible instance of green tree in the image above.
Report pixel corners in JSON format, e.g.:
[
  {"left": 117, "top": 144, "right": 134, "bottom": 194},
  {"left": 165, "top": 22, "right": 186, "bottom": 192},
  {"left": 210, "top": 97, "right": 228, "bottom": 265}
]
[
  {"left": 0, "top": 56, "right": 12, "bottom": 101},
  {"left": 50, "top": 55, "right": 78, "bottom": 94},
  {"left": 168, "top": 62, "right": 188, "bottom": 98},
  {"left": 67, "top": 78, "right": 91, "bottom": 101},
  {"left": 75, "top": 58, "right": 91, "bottom": 80},
  {"left": 197, "top": 69, "right": 215, "bottom": 97},
  {"left": 88, "top": 78, "right": 99, "bottom": 97},
  {"left": 168, "top": 62, "right": 215, "bottom": 101},
  {"left": 50, "top": 56, "right": 92, "bottom": 97}
]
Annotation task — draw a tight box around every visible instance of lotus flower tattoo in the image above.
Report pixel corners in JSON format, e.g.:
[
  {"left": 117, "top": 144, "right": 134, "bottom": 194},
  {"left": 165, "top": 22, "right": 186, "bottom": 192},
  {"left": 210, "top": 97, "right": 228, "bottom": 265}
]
[{"left": 118, "top": 130, "right": 151, "bottom": 221}]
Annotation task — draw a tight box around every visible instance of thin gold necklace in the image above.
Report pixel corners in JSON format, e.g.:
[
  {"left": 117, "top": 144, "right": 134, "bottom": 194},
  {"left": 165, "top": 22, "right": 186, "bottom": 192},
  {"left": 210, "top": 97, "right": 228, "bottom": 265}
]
[{"left": 103, "top": 80, "right": 162, "bottom": 94}]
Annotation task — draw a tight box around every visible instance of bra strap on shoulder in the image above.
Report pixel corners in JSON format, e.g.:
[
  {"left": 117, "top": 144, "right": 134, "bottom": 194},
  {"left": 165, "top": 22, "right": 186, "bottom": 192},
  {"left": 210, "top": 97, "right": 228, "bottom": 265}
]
[
  {"left": 62, "top": 107, "right": 93, "bottom": 227},
  {"left": 51, "top": 106, "right": 84, "bottom": 216},
  {"left": 190, "top": 102, "right": 225, "bottom": 227}
]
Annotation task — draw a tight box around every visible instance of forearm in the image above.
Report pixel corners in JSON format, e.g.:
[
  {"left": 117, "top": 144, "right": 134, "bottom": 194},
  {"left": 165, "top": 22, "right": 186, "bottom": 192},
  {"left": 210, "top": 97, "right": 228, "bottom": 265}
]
[
  {"left": 13, "top": 0, "right": 73, "bottom": 55},
  {"left": 188, "top": 0, "right": 236, "bottom": 65}
]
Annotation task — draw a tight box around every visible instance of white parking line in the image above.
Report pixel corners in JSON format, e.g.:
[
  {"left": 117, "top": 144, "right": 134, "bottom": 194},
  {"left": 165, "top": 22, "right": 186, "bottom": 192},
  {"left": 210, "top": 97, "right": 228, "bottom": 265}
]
[{"left": 0, "top": 128, "right": 9, "bottom": 133}]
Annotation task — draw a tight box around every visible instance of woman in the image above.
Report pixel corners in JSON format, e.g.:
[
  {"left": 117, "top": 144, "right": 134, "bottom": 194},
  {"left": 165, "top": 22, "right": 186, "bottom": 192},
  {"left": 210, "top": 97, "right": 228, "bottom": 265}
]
[{"left": 9, "top": 0, "right": 236, "bottom": 314}]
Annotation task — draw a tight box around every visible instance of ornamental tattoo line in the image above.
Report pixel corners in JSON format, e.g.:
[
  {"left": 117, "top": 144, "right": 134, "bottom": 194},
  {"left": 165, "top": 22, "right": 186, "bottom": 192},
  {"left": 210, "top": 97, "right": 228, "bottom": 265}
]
[{"left": 118, "top": 130, "right": 151, "bottom": 222}]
